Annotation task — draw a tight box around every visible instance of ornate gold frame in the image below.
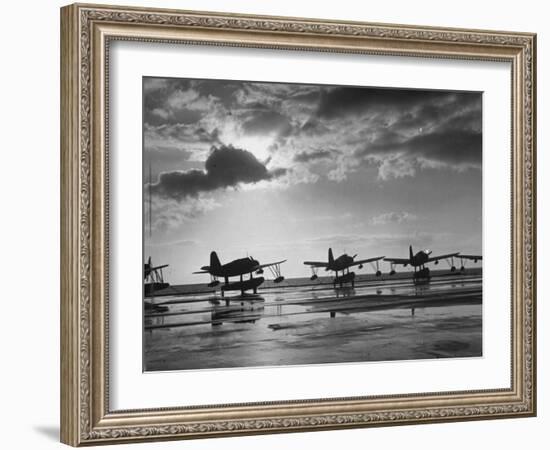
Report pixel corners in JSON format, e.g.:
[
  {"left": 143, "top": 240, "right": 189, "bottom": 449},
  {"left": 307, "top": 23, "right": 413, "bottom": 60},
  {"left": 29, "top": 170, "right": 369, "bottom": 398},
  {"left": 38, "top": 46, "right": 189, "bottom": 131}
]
[{"left": 60, "top": 3, "right": 536, "bottom": 446}]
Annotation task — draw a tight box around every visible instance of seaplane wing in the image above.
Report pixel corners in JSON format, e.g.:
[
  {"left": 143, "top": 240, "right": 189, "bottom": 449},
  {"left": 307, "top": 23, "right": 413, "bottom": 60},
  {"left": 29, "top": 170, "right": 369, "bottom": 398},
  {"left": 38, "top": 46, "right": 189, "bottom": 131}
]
[
  {"left": 459, "top": 254, "right": 482, "bottom": 261},
  {"left": 254, "top": 259, "right": 287, "bottom": 270},
  {"left": 192, "top": 270, "right": 210, "bottom": 274},
  {"left": 426, "top": 252, "right": 460, "bottom": 263},
  {"left": 303, "top": 261, "right": 329, "bottom": 267},
  {"left": 383, "top": 257, "right": 410, "bottom": 264},
  {"left": 349, "top": 256, "right": 385, "bottom": 267}
]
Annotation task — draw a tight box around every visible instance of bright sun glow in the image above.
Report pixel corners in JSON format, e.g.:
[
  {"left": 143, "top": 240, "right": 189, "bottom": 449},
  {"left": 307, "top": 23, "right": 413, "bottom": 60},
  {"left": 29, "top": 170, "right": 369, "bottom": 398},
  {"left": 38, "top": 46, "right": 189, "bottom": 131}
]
[{"left": 229, "top": 135, "right": 274, "bottom": 163}]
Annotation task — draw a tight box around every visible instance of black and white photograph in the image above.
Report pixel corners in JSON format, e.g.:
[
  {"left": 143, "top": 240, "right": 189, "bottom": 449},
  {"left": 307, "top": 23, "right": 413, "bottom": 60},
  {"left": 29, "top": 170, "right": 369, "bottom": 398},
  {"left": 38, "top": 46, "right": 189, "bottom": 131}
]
[{"left": 143, "top": 76, "right": 483, "bottom": 372}]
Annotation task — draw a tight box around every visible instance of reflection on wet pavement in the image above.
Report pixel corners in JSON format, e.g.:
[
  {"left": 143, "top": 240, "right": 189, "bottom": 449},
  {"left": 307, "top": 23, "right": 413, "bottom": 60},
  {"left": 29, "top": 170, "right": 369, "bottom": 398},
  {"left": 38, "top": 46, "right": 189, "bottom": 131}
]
[{"left": 144, "top": 273, "right": 482, "bottom": 371}]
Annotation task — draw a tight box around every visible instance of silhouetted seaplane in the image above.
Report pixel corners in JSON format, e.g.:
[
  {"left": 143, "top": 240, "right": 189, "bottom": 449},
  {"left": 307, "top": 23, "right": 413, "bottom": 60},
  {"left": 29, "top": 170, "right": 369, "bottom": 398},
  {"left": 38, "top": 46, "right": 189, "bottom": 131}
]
[
  {"left": 304, "top": 248, "right": 385, "bottom": 288},
  {"left": 384, "top": 245, "right": 482, "bottom": 281},
  {"left": 144, "top": 257, "right": 170, "bottom": 296},
  {"left": 194, "top": 251, "right": 286, "bottom": 296}
]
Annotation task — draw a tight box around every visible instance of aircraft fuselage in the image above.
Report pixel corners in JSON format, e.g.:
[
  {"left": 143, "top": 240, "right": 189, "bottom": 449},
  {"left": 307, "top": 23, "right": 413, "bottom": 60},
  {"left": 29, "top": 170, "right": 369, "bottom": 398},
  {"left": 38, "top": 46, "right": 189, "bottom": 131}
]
[
  {"left": 410, "top": 251, "right": 431, "bottom": 267},
  {"left": 208, "top": 257, "right": 260, "bottom": 278},
  {"left": 197, "top": 251, "right": 286, "bottom": 296},
  {"left": 327, "top": 254, "right": 355, "bottom": 272}
]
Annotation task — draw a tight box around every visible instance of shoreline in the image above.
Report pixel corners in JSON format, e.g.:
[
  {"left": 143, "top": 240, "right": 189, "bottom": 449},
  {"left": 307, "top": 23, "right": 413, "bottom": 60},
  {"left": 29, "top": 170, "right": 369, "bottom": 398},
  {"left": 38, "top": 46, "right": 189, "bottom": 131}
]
[{"left": 147, "top": 267, "right": 483, "bottom": 298}]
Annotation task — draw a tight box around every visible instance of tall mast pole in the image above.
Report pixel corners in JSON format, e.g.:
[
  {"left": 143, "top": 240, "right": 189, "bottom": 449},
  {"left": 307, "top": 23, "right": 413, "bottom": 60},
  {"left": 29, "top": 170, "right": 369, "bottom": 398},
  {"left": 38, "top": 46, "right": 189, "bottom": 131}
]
[{"left": 149, "top": 163, "right": 152, "bottom": 238}]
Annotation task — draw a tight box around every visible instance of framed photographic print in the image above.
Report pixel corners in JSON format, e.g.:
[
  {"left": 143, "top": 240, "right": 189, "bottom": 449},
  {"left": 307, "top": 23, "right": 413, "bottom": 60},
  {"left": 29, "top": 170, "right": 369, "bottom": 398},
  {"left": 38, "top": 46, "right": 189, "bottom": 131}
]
[{"left": 60, "top": 3, "right": 536, "bottom": 446}]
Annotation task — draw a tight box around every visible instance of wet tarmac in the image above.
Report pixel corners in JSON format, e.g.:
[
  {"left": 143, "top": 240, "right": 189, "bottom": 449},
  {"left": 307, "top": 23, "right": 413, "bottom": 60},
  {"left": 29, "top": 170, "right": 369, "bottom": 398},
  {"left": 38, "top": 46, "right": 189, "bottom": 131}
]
[{"left": 144, "top": 272, "right": 482, "bottom": 371}]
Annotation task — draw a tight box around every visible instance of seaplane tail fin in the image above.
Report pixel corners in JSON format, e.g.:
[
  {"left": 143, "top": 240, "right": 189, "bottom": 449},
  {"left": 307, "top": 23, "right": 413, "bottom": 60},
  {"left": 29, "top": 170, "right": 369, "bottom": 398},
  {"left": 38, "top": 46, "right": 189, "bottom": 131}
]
[
  {"left": 210, "top": 251, "right": 222, "bottom": 271},
  {"left": 328, "top": 248, "right": 334, "bottom": 266},
  {"left": 409, "top": 245, "right": 413, "bottom": 261}
]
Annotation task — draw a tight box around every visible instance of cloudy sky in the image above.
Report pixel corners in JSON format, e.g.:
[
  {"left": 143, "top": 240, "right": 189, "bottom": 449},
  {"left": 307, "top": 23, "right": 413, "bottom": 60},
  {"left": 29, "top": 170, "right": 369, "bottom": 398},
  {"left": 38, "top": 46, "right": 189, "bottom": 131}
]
[{"left": 143, "top": 77, "right": 482, "bottom": 284}]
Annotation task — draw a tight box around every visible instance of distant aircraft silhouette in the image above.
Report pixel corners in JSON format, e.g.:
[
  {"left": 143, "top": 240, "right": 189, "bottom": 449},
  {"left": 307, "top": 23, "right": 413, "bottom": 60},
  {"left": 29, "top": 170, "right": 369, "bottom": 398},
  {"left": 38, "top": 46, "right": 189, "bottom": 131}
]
[
  {"left": 144, "top": 256, "right": 169, "bottom": 296},
  {"left": 384, "top": 245, "right": 481, "bottom": 281},
  {"left": 304, "top": 248, "right": 385, "bottom": 288},
  {"left": 194, "top": 251, "right": 286, "bottom": 296}
]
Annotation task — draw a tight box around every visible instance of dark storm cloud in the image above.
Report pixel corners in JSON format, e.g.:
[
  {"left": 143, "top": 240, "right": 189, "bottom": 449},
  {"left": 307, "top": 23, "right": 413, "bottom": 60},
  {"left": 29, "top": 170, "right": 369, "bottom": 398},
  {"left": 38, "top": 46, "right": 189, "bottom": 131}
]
[
  {"left": 144, "top": 76, "right": 483, "bottom": 184},
  {"left": 150, "top": 145, "right": 287, "bottom": 199},
  {"left": 317, "top": 87, "right": 448, "bottom": 119},
  {"left": 146, "top": 108, "right": 203, "bottom": 126},
  {"left": 288, "top": 89, "right": 322, "bottom": 104},
  {"left": 356, "top": 99, "right": 482, "bottom": 168},
  {"left": 299, "top": 118, "right": 330, "bottom": 136},
  {"left": 144, "top": 77, "right": 236, "bottom": 103},
  {"left": 317, "top": 86, "right": 480, "bottom": 121},
  {"left": 439, "top": 106, "right": 482, "bottom": 133},
  {"left": 294, "top": 150, "right": 332, "bottom": 163},
  {"left": 241, "top": 110, "right": 292, "bottom": 136},
  {"left": 348, "top": 92, "right": 482, "bottom": 175},
  {"left": 143, "top": 78, "right": 242, "bottom": 126},
  {"left": 162, "top": 124, "right": 220, "bottom": 143},
  {"left": 144, "top": 123, "right": 221, "bottom": 153},
  {"left": 407, "top": 129, "right": 481, "bottom": 165},
  {"left": 393, "top": 93, "right": 481, "bottom": 134},
  {"left": 194, "top": 79, "right": 243, "bottom": 104},
  {"left": 144, "top": 78, "right": 194, "bottom": 125}
]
